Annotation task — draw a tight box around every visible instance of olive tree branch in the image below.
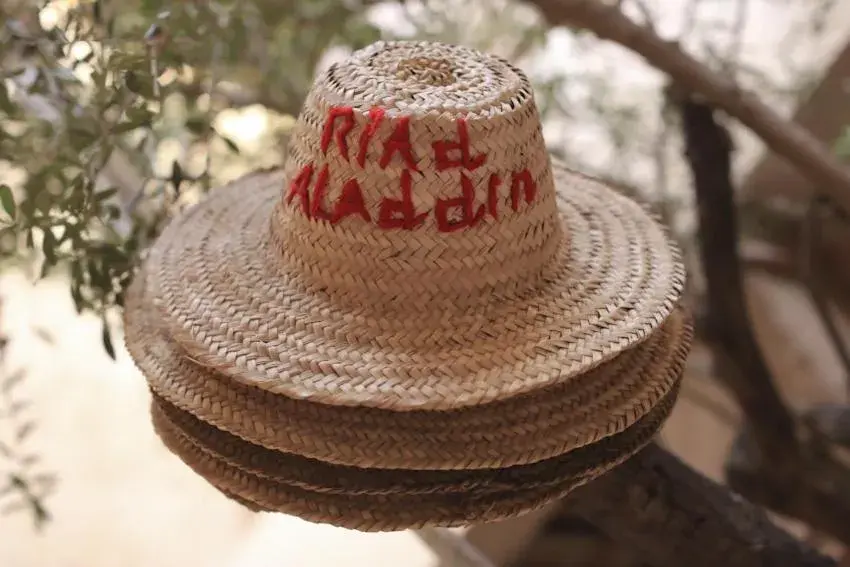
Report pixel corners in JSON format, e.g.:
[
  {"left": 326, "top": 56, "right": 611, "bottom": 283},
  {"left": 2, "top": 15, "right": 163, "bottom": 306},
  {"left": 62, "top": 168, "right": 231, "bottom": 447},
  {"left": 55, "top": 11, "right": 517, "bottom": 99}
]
[
  {"left": 524, "top": 0, "right": 850, "bottom": 216},
  {"left": 566, "top": 444, "right": 838, "bottom": 567}
]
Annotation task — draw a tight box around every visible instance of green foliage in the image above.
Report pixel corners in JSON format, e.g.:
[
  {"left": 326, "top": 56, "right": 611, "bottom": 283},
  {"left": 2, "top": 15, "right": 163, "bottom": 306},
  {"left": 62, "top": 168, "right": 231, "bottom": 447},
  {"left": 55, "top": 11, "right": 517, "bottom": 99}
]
[
  {"left": 0, "top": 0, "right": 385, "bottom": 528},
  {"left": 0, "top": 0, "right": 383, "bottom": 320},
  {"left": 0, "top": 0, "right": 556, "bottom": 530},
  {"left": 0, "top": 0, "right": 556, "bottom": 335},
  {"left": 0, "top": 335, "right": 56, "bottom": 531}
]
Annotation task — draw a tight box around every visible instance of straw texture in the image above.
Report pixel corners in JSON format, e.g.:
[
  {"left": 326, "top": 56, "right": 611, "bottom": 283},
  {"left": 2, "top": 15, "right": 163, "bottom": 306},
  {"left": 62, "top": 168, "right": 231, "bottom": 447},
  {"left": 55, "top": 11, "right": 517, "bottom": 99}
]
[
  {"left": 124, "top": 39, "right": 692, "bottom": 530},
  {"left": 150, "top": 385, "right": 680, "bottom": 497},
  {"left": 142, "top": 40, "right": 685, "bottom": 412},
  {"left": 126, "top": 266, "right": 692, "bottom": 469},
  {"left": 149, "top": 384, "right": 680, "bottom": 531}
]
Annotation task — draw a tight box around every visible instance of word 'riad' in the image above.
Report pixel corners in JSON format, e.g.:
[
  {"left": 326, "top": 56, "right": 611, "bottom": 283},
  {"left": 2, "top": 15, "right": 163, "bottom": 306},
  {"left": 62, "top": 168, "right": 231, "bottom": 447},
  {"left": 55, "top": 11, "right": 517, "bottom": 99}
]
[{"left": 285, "top": 106, "right": 538, "bottom": 233}]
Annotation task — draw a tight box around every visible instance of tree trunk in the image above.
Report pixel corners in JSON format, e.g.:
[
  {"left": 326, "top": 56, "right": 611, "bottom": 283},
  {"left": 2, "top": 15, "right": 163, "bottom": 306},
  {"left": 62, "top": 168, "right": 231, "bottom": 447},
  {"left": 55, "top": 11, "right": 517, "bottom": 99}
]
[{"left": 564, "top": 444, "right": 837, "bottom": 567}]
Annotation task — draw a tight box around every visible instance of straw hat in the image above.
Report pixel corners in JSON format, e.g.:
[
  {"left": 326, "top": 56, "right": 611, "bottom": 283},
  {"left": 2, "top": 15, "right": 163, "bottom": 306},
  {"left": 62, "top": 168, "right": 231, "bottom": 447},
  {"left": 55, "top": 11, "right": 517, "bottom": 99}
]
[{"left": 124, "top": 40, "right": 692, "bottom": 531}]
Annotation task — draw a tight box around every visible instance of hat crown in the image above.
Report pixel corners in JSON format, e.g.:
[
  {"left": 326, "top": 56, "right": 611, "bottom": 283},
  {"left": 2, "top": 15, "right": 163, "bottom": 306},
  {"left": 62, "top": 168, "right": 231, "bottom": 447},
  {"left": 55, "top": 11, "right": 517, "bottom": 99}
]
[{"left": 271, "top": 41, "right": 563, "bottom": 308}]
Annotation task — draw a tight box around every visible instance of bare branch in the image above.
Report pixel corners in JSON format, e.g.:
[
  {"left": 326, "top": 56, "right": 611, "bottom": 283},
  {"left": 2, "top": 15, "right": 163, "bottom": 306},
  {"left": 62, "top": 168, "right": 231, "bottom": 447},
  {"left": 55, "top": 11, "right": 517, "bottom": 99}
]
[
  {"left": 566, "top": 444, "right": 838, "bottom": 567},
  {"left": 525, "top": 0, "right": 850, "bottom": 217},
  {"left": 681, "top": 95, "right": 850, "bottom": 547},
  {"left": 678, "top": 95, "right": 799, "bottom": 454}
]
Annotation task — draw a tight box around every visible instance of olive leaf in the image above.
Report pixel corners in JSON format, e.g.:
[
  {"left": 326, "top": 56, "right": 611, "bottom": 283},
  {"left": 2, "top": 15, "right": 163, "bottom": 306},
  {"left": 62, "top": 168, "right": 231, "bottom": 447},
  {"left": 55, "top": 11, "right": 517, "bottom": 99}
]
[
  {"left": 101, "top": 318, "right": 116, "bottom": 360},
  {"left": 0, "top": 186, "right": 16, "bottom": 220}
]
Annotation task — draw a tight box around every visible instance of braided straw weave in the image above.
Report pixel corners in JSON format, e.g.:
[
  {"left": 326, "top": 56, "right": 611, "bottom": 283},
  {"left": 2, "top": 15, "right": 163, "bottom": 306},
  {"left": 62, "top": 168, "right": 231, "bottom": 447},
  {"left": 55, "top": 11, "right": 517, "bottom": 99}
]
[
  {"left": 124, "top": 40, "right": 692, "bottom": 530},
  {"left": 149, "top": 384, "right": 680, "bottom": 530}
]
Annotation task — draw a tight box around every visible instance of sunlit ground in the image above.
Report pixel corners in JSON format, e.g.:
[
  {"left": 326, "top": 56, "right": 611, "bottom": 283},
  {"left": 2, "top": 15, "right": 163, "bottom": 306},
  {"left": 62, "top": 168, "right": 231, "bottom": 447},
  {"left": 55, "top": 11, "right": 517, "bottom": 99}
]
[{"left": 0, "top": 270, "right": 435, "bottom": 567}]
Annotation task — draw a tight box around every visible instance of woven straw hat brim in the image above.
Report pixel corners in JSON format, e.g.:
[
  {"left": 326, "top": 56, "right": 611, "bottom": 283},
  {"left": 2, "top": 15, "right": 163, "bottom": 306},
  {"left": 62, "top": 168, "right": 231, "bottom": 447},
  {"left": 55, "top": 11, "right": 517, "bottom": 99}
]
[
  {"left": 135, "top": 164, "right": 683, "bottom": 413},
  {"left": 150, "top": 385, "right": 678, "bottom": 497},
  {"left": 149, "top": 388, "right": 676, "bottom": 531},
  {"left": 125, "top": 267, "right": 692, "bottom": 469}
]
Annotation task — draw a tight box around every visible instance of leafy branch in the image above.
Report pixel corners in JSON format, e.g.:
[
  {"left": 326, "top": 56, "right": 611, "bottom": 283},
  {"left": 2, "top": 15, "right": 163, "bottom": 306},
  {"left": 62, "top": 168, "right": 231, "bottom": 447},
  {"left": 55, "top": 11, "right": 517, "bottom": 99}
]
[{"left": 0, "top": 325, "right": 56, "bottom": 530}]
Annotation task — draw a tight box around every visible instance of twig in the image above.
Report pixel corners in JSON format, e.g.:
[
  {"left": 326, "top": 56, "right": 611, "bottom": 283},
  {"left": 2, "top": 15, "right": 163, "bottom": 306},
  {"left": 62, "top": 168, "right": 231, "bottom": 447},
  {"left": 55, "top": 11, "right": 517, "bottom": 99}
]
[
  {"left": 525, "top": 0, "right": 850, "bottom": 216},
  {"left": 0, "top": 305, "right": 55, "bottom": 530},
  {"left": 681, "top": 96, "right": 850, "bottom": 547},
  {"left": 677, "top": 91, "right": 799, "bottom": 476},
  {"left": 678, "top": 95, "right": 800, "bottom": 460},
  {"left": 566, "top": 444, "right": 838, "bottom": 567}
]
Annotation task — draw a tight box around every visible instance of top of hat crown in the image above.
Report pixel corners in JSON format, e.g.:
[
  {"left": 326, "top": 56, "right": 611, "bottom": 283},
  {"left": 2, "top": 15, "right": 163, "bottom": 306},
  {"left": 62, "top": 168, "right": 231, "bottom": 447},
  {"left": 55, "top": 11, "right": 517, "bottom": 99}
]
[{"left": 270, "top": 41, "right": 563, "bottom": 309}]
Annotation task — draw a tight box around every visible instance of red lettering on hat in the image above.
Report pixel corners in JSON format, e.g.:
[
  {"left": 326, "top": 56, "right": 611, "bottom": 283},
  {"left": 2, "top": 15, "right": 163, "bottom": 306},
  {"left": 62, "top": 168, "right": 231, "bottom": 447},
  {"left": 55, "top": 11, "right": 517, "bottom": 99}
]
[
  {"left": 321, "top": 107, "right": 356, "bottom": 160},
  {"left": 288, "top": 111, "right": 541, "bottom": 232},
  {"left": 333, "top": 178, "right": 371, "bottom": 223},
  {"left": 487, "top": 173, "right": 502, "bottom": 220},
  {"left": 435, "top": 173, "right": 487, "bottom": 232},
  {"left": 309, "top": 165, "right": 334, "bottom": 221},
  {"left": 379, "top": 116, "right": 419, "bottom": 171},
  {"left": 356, "top": 107, "right": 386, "bottom": 167},
  {"left": 433, "top": 118, "right": 486, "bottom": 172},
  {"left": 377, "top": 169, "right": 427, "bottom": 230},
  {"left": 510, "top": 169, "right": 537, "bottom": 211},
  {"left": 285, "top": 163, "right": 314, "bottom": 216}
]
